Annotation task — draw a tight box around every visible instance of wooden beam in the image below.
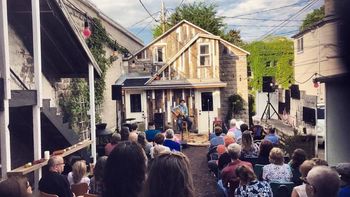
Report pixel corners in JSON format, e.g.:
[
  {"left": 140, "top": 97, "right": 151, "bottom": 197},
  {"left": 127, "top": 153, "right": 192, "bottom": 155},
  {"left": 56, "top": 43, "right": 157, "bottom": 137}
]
[{"left": 9, "top": 90, "right": 37, "bottom": 107}]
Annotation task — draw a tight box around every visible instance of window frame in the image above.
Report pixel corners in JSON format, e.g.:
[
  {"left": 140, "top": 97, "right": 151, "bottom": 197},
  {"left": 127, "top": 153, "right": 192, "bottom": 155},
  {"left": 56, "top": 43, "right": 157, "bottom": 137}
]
[
  {"left": 153, "top": 45, "right": 166, "bottom": 63},
  {"left": 130, "top": 94, "right": 142, "bottom": 113},
  {"left": 297, "top": 37, "right": 304, "bottom": 53},
  {"left": 198, "top": 43, "right": 211, "bottom": 67}
]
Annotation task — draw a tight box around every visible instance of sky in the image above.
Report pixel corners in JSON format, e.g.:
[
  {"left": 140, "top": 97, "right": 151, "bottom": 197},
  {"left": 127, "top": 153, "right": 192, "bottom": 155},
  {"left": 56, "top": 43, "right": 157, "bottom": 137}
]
[{"left": 88, "top": 0, "right": 324, "bottom": 45}]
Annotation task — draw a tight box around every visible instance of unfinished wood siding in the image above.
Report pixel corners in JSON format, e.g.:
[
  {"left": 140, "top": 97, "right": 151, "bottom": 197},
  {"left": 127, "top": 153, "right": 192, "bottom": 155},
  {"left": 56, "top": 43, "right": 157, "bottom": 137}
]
[{"left": 219, "top": 42, "right": 249, "bottom": 122}]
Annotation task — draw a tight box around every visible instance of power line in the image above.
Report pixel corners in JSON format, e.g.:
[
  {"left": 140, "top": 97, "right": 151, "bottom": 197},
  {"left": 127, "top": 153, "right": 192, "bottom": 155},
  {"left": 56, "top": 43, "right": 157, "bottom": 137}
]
[
  {"left": 138, "top": 0, "right": 159, "bottom": 22},
  {"left": 136, "top": 18, "right": 154, "bottom": 36},
  {"left": 128, "top": 11, "right": 160, "bottom": 28},
  {"left": 222, "top": 1, "right": 309, "bottom": 18},
  {"left": 229, "top": 17, "right": 303, "bottom": 22}
]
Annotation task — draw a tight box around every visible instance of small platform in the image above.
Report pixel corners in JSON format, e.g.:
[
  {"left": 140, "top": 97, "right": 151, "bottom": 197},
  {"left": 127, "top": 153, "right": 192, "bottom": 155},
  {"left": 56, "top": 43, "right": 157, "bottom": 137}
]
[{"left": 175, "top": 133, "right": 209, "bottom": 147}]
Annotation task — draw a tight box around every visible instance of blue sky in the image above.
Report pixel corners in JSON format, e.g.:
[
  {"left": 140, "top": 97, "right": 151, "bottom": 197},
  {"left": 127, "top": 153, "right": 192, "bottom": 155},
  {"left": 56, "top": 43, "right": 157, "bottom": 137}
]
[{"left": 89, "top": 0, "right": 324, "bottom": 45}]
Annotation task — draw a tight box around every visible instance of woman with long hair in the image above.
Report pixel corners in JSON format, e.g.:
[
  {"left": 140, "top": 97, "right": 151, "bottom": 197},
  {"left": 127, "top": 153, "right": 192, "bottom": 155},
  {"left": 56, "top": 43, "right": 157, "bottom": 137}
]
[
  {"left": 289, "top": 148, "right": 307, "bottom": 185},
  {"left": 143, "top": 151, "right": 195, "bottom": 197},
  {"left": 103, "top": 141, "right": 147, "bottom": 197},
  {"left": 90, "top": 156, "right": 108, "bottom": 195},
  {"left": 67, "top": 160, "right": 90, "bottom": 185},
  {"left": 240, "top": 130, "right": 259, "bottom": 158},
  {"left": 0, "top": 176, "right": 32, "bottom": 197}
]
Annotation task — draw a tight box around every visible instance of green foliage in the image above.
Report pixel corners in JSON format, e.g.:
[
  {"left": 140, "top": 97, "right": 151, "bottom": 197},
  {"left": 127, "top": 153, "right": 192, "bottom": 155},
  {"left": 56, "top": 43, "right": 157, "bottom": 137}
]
[
  {"left": 222, "top": 29, "right": 244, "bottom": 46},
  {"left": 60, "top": 18, "right": 128, "bottom": 131},
  {"left": 152, "top": 2, "right": 225, "bottom": 38},
  {"left": 225, "top": 94, "right": 246, "bottom": 124},
  {"left": 300, "top": 6, "right": 325, "bottom": 31},
  {"left": 243, "top": 36, "right": 294, "bottom": 93}
]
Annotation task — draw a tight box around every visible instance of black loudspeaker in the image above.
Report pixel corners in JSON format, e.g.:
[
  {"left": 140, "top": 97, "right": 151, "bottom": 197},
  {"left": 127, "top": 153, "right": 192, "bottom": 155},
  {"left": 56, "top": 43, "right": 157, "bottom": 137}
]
[
  {"left": 290, "top": 84, "right": 300, "bottom": 100},
  {"left": 0, "top": 78, "right": 4, "bottom": 111},
  {"left": 303, "top": 107, "right": 316, "bottom": 126},
  {"left": 154, "top": 112, "right": 164, "bottom": 131},
  {"left": 262, "top": 76, "right": 275, "bottom": 92},
  {"left": 111, "top": 85, "right": 122, "bottom": 100}
]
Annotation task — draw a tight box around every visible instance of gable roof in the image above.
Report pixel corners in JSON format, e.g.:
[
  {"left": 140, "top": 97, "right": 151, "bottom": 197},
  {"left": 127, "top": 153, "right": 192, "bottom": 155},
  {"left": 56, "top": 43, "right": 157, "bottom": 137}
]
[{"left": 144, "top": 33, "right": 249, "bottom": 85}]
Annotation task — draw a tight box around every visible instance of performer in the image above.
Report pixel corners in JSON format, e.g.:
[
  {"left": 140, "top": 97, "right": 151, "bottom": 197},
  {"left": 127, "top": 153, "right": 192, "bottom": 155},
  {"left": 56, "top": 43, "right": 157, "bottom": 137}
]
[{"left": 173, "top": 99, "right": 192, "bottom": 132}]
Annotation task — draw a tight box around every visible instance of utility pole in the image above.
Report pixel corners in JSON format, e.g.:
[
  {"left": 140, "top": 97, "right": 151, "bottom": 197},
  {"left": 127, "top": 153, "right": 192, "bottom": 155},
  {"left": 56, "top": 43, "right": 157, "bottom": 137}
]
[{"left": 161, "top": 0, "right": 165, "bottom": 33}]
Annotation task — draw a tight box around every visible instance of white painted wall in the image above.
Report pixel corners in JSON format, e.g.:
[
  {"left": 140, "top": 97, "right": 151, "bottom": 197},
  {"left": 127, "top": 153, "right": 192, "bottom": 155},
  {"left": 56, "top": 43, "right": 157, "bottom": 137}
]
[{"left": 124, "top": 90, "right": 148, "bottom": 126}]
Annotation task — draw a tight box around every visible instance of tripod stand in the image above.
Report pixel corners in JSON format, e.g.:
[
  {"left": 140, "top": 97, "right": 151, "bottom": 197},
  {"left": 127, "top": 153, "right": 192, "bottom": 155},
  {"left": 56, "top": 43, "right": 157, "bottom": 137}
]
[{"left": 260, "top": 92, "right": 281, "bottom": 121}]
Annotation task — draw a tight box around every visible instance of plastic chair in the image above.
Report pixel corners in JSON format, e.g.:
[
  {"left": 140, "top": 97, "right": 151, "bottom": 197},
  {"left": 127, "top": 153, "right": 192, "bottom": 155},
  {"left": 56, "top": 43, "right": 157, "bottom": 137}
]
[
  {"left": 241, "top": 157, "right": 259, "bottom": 167},
  {"left": 253, "top": 164, "right": 265, "bottom": 181},
  {"left": 71, "top": 182, "right": 89, "bottom": 197},
  {"left": 40, "top": 192, "right": 59, "bottom": 197},
  {"left": 270, "top": 181, "right": 295, "bottom": 197}
]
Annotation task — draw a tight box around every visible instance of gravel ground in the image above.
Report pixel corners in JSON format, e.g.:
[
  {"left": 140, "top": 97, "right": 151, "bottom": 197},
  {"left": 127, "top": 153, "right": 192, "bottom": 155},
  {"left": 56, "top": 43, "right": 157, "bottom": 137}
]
[{"left": 183, "top": 146, "right": 222, "bottom": 197}]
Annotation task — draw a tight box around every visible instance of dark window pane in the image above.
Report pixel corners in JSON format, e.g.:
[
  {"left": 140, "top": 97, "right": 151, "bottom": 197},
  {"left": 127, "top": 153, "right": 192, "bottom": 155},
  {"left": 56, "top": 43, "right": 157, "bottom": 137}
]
[
  {"left": 157, "top": 48, "right": 163, "bottom": 62},
  {"left": 130, "top": 94, "right": 141, "bottom": 112},
  {"left": 201, "top": 92, "right": 213, "bottom": 111},
  {"left": 317, "top": 108, "right": 325, "bottom": 119},
  {"left": 200, "top": 45, "right": 209, "bottom": 54}
]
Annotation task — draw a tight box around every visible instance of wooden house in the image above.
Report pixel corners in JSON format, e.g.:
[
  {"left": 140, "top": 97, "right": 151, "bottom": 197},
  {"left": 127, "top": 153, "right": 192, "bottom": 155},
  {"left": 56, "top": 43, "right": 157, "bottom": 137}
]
[{"left": 118, "top": 20, "right": 250, "bottom": 134}]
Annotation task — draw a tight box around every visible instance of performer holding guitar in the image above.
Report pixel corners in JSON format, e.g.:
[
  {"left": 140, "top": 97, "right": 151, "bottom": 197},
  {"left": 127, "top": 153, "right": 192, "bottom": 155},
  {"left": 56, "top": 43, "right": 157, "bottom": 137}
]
[{"left": 172, "top": 99, "right": 192, "bottom": 132}]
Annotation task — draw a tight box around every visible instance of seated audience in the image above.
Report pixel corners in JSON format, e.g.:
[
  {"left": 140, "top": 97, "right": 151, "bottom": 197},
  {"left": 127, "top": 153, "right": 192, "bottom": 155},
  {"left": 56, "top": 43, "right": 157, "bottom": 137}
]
[
  {"left": 291, "top": 160, "right": 316, "bottom": 197},
  {"left": 311, "top": 157, "right": 328, "bottom": 166},
  {"left": 335, "top": 162, "right": 350, "bottom": 197},
  {"left": 235, "top": 165, "right": 273, "bottom": 196},
  {"left": 120, "top": 126, "right": 130, "bottom": 141},
  {"left": 137, "top": 132, "right": 153, "bottom": 158},
  {"left": 145, "top": 122, "right": 161, "bottom": 142},
  {"left": 227, "top": 118, "right": 237, "bottom": 134},
  {"left": 90, "top": 156, "right": 108, "bottom": 196},
  {"left": 128, "top": 123, "right": 139, "bottom": 142},
  {"left": 289, "top": 148, "right": 307, "bottom": 185},
  {"left": 143, "top": 151, "right": 195, "bottom": 197},
  {"left": 221, "top": 143, "right": 253, "bottom": 196},
  {"left": 39, "top": 156, "right": 73, "bottom": 197},
  {"left": 163, "top": 129, "right": 181, "bottom": 151},
  {"left": 262, "top": 147, "right": 292, "bottom": 182},
  {"left": 104, "top": 132, "right": 121, "bottom": 156},
  {"left": 103, "top": 141, "right": 146, "bottom": 197},
  {"left": 257, "top": 140, "right": 274, "bottom": 165},
  {"left": 305, "top": 166, "right": 340, "bottom": 197},
  {"left": 208, "top": 144, "right": 227, "bottom": 178},
  {"left": 150, "top": 133, "right": 170, "bottom": 159},
  {"left": 67, "top": 160, "right": 90, "bottom": 186},
  {"left": 252, "top": 123, "right": 264, "bottom": 140},
  {"left": 264, "top": 128, "right": 280, "bottom": 145},
  {"left": 240, "top": 130, "right": 259, "bottom": 158},
  {"left": 209, "top": 126, "right": 225, "bottom": 148},
  {"left": 0, "top": 175, "right": 32, "bottom": 197}
]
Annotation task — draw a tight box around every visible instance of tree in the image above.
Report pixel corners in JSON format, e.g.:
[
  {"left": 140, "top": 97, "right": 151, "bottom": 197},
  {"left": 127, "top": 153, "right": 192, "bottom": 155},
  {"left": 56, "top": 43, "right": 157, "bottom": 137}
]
[
  {"left": 243, "top": 36, "right": 294, "bottom": 93},
  {"left": 222, "top": 29, "right": 244, "bottom": 46},
  {"left": 153, "top": 2, "right": 225, "bottom": 37},
  {"left": 300, "top": 6, "right": 325, "bottom": 31}
]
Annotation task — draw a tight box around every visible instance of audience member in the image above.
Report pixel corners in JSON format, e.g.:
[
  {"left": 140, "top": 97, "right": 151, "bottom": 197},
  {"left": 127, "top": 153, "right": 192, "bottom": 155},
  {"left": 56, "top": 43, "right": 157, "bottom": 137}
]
[
  {"left": 129, "top": 123, "right": 139, "bottom": 142},
  {"left": 103, "top": 141, "right": 147, "bottom": 197},
  {"left": 104, "top": 133, "right": 121, "bottom": 156},
  {"left": 67, "top": 160, "right": 90, "bottom": 186},
  {"left": 120, "top": 126, "right": 130, "bottom": 141},
  {"left": 145, "top": 122, "right": 161, "bottom": 142},
  {"left": 305, "top": 166, "right": 340, "bottom": 197},
  {"left": 209, "top": 126, "right": 225, "bottom": 148},
  {"left": 39, "top": 156, "right": 73, "bottom": 197},
  {"left": 90, "top": 156, "right": 108, "bottom": 196},
  {"left": 226, "top": 119, "right": 237, "bottom": 137},
  {"left": 262, "top": 147, "right": 292, "bottom": 182},
  {"left": 143, "top": 152, "right": 195, "bottom": 197},
  {"left": 252, "top": 123, "right": 264, "bottom": 140},
  {"left": 335, "top": 162, "right": 350, "bottom": 197},
  {"left": 257, "top": 140, "right": 274, "bottom": 165},
  {"left": 224, "top": 136, "right": 235, "bottom": 147},
  {"left": 289, "top": 148, "right": 307, "bottom": 185},
  {"left": 240, "top": 130, "right": 259, "bottom": 158},
  {"left": 137, "top": 132, "right": 152, "bottom": 158},
  {"left": 0, "top": 176, "right": 32, "bottom": 197},
  {"left": 163, "top": 129, "right": 181, "bottom": 151},
  {"left": 291, "top": 160, "right": 316, "bottom": 197},
  {"left": 221, "top": 143, "right": 253, "bottom": 196},
  {"left": 311, "top": 157, "right": 328, "bottom": 166},
  {"left": 234, "top": 165, "right": 273, "bottom": 196},
  {"left": 150, "top": 133, "right": 170, "bottom": 159},
  {"left": 264, "top": 128, "right": 280, "bottom": 145}
]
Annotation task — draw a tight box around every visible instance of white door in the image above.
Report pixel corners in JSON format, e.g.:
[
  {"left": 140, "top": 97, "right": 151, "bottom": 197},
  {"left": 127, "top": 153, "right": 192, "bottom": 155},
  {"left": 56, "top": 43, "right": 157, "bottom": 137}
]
[
  {"left": 125, "top": 90, "right": 148, "bottom": 126},
  {"left": 195, "top": 89, "right": 220, "bottom": 135}
]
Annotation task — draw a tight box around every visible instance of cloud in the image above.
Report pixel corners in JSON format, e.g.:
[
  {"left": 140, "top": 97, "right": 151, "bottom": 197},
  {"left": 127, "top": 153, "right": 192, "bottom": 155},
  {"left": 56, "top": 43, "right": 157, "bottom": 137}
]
[{"left": 88, "top": 0, "right": 324, "bottom": 43}]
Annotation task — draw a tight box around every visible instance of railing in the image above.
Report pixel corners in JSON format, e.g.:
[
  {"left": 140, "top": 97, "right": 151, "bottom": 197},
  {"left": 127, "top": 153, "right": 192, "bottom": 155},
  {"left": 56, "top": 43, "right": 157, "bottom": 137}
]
[{"left": 10, "top": 68, "right": 29, "bottom": 90}]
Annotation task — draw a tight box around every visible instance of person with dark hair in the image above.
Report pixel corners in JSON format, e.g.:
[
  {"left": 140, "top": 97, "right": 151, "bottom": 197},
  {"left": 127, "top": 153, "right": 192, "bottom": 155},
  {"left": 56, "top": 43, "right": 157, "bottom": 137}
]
[
  {"left": 335, "top": 163, "right": 350, "bottom": 197},
  {"left": 90, "top": 156, "right": 108, "bottom": 195},
  {"left": 209, "top": 126, "right": 225, "bottom": 149},
  {"left": 305, "top": 166, "right": 340, "bottom": 197},
  {"left": 39, "top": 156, "right": 73, "bottom": 197},
  {"left": 129, "top": 123, "right": 139, "bottom": 142},
  {"left": 264, "top": 128, "right": 280, "bottom": 145},
  {"left": 235, "top": 165, "right": 272, "bottom": 197},
  {"left": 257, "top": 140, "right": 274, "bottom": 165},
  {"left": 289, "top": 148, "right": 307, "bottom": 185},
  {"left": 0, "top": 176, "right": 32, "bottom": 197},
  {"left": 143, "top": 151, "right": 195, "bottom": 197},
  {"left": 137, "top": 132, "right": 152, "bottom": 158},
  {"left": 240, "top": 130, "right": 259, "bottom": 159},
  {"left": 150, "top": 133, "right": 170, "bottom": 159},
  {"left": 120, "top": 126, "right": 130, "bottom": 141},
  {"left": 103, "top": 141, "right": 146, "bottom": 197},
  {"left": 173, "top": 99, "right": 192, "bottom": 132},
  {"left": 311, "top": 157, "right": 328, "bottom": 166},
  {"left": 145, "top": 122, "right": 161, "bottom": 142},
  {"left": 105, "top": 132, "right": 121, "bottom": 156}
]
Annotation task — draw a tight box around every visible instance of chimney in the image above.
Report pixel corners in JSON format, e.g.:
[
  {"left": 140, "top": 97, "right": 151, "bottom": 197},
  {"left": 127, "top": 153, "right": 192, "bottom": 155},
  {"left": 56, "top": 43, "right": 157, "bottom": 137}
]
[{"left": 324, "top": 0, "right": 335, "bottom": 17}]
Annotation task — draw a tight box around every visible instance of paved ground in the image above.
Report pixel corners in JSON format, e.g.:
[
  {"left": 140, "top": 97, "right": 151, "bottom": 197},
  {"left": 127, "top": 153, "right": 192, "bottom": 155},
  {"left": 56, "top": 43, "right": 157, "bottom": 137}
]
[{"left": 183, "top": 146, "right": 222, "bottom": 197}]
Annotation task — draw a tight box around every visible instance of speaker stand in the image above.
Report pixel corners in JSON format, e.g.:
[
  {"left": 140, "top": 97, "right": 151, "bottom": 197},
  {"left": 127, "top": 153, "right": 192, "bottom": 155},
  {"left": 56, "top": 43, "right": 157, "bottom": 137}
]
[{"left": 261, "top": 92, "right": 281, "bottom": 121}]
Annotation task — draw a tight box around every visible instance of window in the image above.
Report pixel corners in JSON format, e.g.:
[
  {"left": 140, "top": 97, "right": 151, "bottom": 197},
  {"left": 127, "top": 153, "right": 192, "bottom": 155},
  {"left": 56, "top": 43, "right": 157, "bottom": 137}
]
[
  {"left": 297, "top": 37, "right": 304, "bottom": 52},
  {"left": 136, "top": 51, "right": 147, "bottom": 59},
  {"left": 154, "top": 46, "right": 165, "bottom": 63},
  {"left": 199, "top": 44, "right": 210, "bottom": 66},
  {"left": 130, "top": 94, "right": 141, "bottom": 112},
  {"left": 201, "top": 92, "right": 213, "bottom": 111}
]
